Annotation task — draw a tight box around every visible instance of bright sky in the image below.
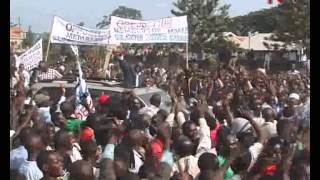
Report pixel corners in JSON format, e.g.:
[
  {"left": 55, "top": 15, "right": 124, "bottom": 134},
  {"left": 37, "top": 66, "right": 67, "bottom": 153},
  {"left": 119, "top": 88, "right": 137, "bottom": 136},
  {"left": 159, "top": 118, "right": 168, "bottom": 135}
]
[{"left": 10, "top": 0, "right": 276, "bottom": 33}]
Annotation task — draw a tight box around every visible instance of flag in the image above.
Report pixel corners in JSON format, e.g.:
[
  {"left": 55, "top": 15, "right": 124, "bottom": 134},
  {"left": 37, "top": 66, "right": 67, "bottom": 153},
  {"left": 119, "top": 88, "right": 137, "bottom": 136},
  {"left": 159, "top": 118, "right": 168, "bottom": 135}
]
[{"left": 71, "top": 45, "right": 95, "bottom": 120}]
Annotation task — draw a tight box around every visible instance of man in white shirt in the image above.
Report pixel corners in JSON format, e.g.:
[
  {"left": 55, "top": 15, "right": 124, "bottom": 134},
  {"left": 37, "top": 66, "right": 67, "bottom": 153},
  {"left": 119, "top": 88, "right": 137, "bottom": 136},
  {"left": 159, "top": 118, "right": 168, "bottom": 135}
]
[
  {"left": 18, "top": 63, "right": 30, "bottom": 88},
  {"left": 264, "top": 52, "right": 272, "bottom": 71},
  {"left": 139, "top": 93, "right": 161, "bottom": 117},
  {"left": 37, "top": 61, "right": 63, "bottom": 81}
]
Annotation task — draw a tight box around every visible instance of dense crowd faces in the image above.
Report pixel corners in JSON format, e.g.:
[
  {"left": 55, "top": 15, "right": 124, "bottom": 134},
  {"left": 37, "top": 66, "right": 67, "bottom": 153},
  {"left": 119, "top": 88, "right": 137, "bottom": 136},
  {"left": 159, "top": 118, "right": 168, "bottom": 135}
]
[{"left": 10, "top": 48, "right": 309, "bottom": 180}]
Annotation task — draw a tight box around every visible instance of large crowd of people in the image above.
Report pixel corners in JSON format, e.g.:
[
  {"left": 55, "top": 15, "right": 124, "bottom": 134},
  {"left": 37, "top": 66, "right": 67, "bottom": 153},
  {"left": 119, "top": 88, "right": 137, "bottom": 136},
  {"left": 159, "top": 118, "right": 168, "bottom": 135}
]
[{"left": 10, "top": 50, "right": 309, "bottom": 180}]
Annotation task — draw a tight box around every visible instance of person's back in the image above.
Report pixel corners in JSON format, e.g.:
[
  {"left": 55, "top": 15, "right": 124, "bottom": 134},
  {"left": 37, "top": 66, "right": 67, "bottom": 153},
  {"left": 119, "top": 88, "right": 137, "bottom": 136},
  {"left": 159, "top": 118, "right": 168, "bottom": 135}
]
[
  {"left": 10, "top": 127, "right": 33, "bottom": 171},
  {"left": 18, "top": 132, "right": 45, "bottom": 180}
]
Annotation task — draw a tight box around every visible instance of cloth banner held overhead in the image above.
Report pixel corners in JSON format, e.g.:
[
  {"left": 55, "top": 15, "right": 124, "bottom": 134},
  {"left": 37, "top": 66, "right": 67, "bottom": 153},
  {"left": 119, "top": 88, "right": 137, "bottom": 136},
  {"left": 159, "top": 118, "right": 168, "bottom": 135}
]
[
  {"left": 109, "top": 16, "right": 188, "bottom": 43},
  {"left": 16, "top": 39, "right": 42, "bottom": 71},
  {"left": 50, "top": 16, "right": 118, "bottom": 45},
  {"left": 70, "top": 45, "right": 95, "bottom": 120}
]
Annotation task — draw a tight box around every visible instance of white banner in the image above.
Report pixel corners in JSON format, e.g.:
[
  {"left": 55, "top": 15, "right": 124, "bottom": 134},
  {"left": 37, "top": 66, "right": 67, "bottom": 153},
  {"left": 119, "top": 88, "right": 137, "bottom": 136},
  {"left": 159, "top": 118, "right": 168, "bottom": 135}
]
[
  {"left": 50, "top": 16, "right": 118, "bottom": 45},
  {"left": 16, "top": 39, "right": 42, "bottom": 71},
  {"left": 109, "top": 16, "right": 188, "bottom": 43}
]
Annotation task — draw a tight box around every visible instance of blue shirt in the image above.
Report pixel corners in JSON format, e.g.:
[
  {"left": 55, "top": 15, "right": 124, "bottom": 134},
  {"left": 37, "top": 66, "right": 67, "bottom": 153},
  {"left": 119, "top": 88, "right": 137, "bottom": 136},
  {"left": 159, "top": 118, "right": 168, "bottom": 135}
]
[
  {"left": 18, "top": 160, "right": 43, "bottom": 180},
  {"left": 10, "top": 145, "right": 28, "bottom": 170}
]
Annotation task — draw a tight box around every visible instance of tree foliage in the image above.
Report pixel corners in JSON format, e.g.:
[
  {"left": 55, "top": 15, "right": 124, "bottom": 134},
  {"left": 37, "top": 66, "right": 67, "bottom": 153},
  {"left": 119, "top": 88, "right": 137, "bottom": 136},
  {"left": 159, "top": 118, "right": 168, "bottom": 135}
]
[
  {"left": 22, "top": 26, "right": 34, "bottom": 48},
  {"left": 228, "top": 7, "right": 281, "bottom": 36},
  {"left": 171, "top": 0, "right": 238, "bottom": 54},
  {"left": 270, "top": 0, "right": 310, "bottom": 49},
  {"left": 229, "top": 0, "right": 309, "bottom": 51},
  {"left": 96, "top": 6, "right": 142, "bottom": 28}
]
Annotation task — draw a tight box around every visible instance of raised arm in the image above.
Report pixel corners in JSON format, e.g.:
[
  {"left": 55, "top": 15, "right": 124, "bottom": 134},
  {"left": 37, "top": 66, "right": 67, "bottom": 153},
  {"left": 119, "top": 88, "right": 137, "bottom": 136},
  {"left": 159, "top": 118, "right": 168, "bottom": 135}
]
[
  {"left": 241, "top": 110, "right": 266, "bottom": 144},
  {"left": 99, "top": 135, "right": 117, "bottom": 180},
  {"left": 196, "top": 103, "right": 212, "bottom": 157}
]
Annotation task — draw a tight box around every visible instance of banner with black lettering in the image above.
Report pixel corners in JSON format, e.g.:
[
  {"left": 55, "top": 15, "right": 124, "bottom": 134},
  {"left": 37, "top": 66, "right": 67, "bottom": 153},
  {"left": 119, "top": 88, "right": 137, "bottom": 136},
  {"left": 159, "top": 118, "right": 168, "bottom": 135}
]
[
  {"left": 50, "top": 16, "right": 118, "bottom": 45},
  {"left": 16, "top": 39, "right": 42, "bottom": 71},
  {"left": 109, "top": 16, "right": 188, "bottom": 43}
]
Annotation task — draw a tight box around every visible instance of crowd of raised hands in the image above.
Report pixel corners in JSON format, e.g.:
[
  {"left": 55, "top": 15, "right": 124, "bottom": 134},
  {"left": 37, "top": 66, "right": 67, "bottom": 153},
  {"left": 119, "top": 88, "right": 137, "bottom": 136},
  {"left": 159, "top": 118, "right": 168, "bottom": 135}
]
[{"left": 10, "top": 61, "right": 309, "bottom": 180}]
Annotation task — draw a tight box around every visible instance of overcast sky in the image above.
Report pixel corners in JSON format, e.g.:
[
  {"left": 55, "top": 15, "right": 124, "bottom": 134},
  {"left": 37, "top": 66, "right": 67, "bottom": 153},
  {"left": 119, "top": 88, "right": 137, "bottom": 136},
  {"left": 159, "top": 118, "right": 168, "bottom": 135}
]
[{"left": 10, "top": 0, "right": 276, "bottom": 33}]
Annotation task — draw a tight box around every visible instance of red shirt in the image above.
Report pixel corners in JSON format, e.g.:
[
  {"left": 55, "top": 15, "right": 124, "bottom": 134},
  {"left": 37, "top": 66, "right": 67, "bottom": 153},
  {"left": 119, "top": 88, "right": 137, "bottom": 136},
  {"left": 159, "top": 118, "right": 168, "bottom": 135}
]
[
  {"left": 149, "top": 138, "right": 165, "bottom": 165},
  {"left": 210, "top": 121, "right": 221, "bottom": 148}
]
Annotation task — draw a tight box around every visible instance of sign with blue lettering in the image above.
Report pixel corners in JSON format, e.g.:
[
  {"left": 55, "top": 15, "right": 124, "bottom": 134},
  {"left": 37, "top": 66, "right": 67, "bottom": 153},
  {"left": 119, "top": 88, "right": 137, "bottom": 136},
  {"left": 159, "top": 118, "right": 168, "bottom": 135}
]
[
  {"left": 109, "top": 16, "right": 188, "bottom": 43},
  {"left": 50, "top": 16, "right": 119, "bottom": 45}
]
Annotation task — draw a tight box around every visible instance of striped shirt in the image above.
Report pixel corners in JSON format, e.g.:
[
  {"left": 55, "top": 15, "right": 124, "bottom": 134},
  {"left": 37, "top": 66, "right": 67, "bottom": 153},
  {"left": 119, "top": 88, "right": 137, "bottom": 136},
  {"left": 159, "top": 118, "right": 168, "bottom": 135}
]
[{"left": 37, "top": 68, "right": 63, "bottom": 81}]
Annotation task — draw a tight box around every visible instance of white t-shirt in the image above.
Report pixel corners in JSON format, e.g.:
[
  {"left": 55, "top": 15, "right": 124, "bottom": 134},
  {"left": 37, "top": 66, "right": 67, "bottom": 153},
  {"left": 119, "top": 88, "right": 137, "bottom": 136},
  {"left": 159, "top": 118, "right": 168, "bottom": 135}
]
[
  {"left": 261, "top": 121, "right": 278, "bottom": 139},
  {"left": 69, "top": 143, "right": 82, "bottom": 163},
  {"left": 128, "top": 149, "right": 144, "bottom": 174},
  {"left": 247, "top": 142, "right": 264, "bottom": 171},
  {"left": 20, "top": 70, "right": 30, "bottom": 88}
]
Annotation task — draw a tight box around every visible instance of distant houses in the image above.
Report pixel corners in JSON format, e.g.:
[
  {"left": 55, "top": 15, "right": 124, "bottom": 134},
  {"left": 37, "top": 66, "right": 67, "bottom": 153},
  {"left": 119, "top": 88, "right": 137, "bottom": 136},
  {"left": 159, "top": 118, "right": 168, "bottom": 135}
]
[
  {"left": 223, "top": 32, "right": 305, "bottom": 62},
  {"left": 10, "top": 26, "right": 27, "bottom": 50}
]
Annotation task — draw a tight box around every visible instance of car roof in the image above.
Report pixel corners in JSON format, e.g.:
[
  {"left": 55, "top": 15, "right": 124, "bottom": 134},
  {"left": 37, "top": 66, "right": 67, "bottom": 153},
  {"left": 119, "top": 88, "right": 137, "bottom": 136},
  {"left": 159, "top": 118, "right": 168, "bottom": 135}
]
[{"left": 31, "top": 80, "right": 164, "bottom": 96}]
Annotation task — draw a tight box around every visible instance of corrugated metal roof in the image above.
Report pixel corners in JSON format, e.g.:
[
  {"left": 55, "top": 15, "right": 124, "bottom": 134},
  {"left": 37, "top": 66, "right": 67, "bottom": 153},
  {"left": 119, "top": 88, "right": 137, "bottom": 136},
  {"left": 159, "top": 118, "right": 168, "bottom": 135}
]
[{"left": 223, "top": 32, "right": 297, "bottom": 51}]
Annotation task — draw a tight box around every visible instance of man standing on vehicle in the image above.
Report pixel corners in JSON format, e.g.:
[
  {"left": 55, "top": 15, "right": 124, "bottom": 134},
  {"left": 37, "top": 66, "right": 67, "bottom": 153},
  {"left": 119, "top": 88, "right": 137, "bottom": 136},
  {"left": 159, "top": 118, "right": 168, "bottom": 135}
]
[
  {"left": 36, "top": 61, "right": 63, "bottom": 81},
  {"left": 117, "top": 52, "right": 144, "bottom": 88}
]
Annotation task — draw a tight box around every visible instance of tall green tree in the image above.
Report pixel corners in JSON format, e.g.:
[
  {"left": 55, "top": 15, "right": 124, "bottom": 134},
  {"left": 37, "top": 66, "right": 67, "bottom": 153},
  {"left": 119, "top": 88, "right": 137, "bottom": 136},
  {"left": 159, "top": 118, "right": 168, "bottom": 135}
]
[
  {"left": 22, "top": 26, "right": 34, "bottom": 48},
  {"left": 171, "top": 0, "right": 238, "bottom": 54},
  {"left": 96, "top": 6, "right": 142, "bottom": 28}
]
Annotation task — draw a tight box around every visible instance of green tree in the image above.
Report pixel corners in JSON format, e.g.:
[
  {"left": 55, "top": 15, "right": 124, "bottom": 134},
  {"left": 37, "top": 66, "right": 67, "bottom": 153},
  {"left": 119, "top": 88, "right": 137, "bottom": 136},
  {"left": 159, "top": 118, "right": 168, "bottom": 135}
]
[
  {"left": 96, "top": 6, "right": 142, "bottom": 28},
  {"left": 269, "top": 0, "right": 310, "bottom": 51},
  {"left": 171, "top": 0, "right": 238, "bottom": 54},
  {"left": 228, "top": 7, "right": 280, "bottom": 36},
  {"left": 22, "top": 26, "right": 34, "bottom": 48},
  {"left": 228, "top": 0, "right": 309, "bottom": 52}
]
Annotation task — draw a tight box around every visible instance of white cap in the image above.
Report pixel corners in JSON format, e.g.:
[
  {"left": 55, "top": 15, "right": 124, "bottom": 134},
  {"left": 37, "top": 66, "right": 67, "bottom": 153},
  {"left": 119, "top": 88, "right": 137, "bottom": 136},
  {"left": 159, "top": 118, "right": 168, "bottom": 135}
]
[
  {"left": 257, "top": 68, "right": 266, "bottom": 75},
  {"left": 59, "top": 65, "right": 65, "bottom": 72},
  {"left": 289, "top": 93, "right": 300, "bottom": 101}
]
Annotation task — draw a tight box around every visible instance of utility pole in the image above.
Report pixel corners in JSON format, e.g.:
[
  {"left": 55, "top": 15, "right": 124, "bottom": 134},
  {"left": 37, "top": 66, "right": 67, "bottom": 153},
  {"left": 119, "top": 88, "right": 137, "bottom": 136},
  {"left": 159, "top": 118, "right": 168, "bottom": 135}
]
[
  {"left": 18, "top": 17, "right": 21, "bottom": 29},
  {"left": 18, "top": 17, "right": 21, "bottom": 49}
]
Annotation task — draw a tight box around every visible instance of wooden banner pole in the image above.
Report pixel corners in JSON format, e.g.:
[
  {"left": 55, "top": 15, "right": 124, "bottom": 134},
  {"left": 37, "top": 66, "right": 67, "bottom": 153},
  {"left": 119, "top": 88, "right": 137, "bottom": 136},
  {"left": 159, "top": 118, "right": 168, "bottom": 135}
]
[
  {"left": 44, "top": 16, "right": 54, "bottom": 62},
  {"left": 186, "top": 43, "right": 189, "bottom": 69}
]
